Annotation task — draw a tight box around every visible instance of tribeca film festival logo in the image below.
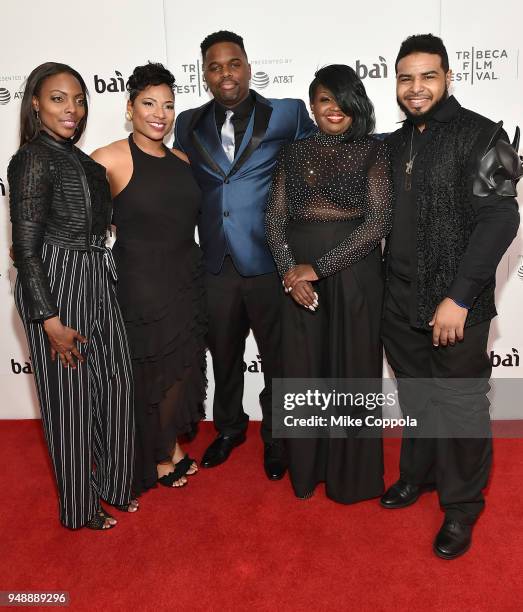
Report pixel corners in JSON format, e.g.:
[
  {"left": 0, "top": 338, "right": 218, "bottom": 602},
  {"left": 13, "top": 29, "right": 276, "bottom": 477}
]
[
  {"left": 176, "top": 58, "right": 294, "bottom": 96},
  {"left": 452, "top": 47, "right": 512, "bottom": 84},
  {"left": 0, "top": 177, "right": 5, "bottom": 197}
]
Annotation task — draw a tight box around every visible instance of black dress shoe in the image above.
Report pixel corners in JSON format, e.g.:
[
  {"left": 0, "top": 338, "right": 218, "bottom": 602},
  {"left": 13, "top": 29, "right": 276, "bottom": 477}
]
[
  {"left": 433, "top": 519, "right": 473, "bottom": 560},
  {"left": 264, "top": 442, "right": 287, "bottom": 480},
  {"left": 201, "top": 433, "right": 246, "bottom": 468},
  {"left": 380, "top": 479, "right": 421, "bottom": 508}
]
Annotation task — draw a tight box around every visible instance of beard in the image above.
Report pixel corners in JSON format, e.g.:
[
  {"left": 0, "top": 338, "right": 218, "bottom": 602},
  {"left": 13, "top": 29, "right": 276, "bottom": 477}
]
[{"left": 397, "top": 87, "right": 449, "bottom": 126}]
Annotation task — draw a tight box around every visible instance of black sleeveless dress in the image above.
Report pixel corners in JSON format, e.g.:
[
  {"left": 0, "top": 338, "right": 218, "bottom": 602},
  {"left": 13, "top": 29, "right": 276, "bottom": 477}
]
[{"left": 112, "top": 134, "right": 206, "bottom": 496}]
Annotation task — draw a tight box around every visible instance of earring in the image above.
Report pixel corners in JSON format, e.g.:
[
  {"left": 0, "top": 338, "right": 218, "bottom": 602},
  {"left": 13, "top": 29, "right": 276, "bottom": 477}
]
[
  {"left": 35, "top": 109, "right": 41, "bottom": 125},
  {"left": 125, "top": 111, "right": 132, "bottom": 121}
]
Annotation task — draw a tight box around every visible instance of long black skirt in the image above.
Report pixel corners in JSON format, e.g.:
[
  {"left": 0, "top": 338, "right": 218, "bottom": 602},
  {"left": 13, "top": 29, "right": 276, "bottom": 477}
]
[{"left": 283, "top": 221, "right": 385, "bottom": 503}]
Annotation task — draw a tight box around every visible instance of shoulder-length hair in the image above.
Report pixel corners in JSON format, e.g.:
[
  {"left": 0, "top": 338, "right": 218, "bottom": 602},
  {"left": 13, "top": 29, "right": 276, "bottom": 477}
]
[
  {"left": 19, "top": 62, "right": 89, "bottom": 147},
  {"left": 309, "top": 64, "right": 375, "bottom": 140}
]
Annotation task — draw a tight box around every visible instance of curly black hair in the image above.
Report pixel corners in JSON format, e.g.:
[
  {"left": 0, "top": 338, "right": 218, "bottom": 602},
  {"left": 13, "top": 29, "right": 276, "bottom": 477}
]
[
  {"left": 200, "top": 30, "right": 247, "bottom": 63},
  {"left": 126, "top": 62, "right": 175, "bottom": 102},
  {"left": 395, "top": 34, "right": 449, "bottom": 73}
]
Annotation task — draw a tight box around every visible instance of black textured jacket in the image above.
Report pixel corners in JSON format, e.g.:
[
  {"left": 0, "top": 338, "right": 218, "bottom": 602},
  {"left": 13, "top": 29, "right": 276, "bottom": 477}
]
[
  {"left": 8, "top": 132, "right": 112, "bottom": 321},
  {"left": 387, "top": 96, "right": 520, "bottom": 328}
]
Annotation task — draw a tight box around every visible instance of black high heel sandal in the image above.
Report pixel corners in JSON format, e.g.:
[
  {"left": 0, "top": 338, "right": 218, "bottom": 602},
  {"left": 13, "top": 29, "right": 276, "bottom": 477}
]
[
  {"left": 157, "top": 461, "right": 188, "bottom": 487},
  {"left": 85, "top": 507, "right": 116, "bottom": 530},
  {"left": 174, "top": 454, "right": 198, "bottom": 477}
]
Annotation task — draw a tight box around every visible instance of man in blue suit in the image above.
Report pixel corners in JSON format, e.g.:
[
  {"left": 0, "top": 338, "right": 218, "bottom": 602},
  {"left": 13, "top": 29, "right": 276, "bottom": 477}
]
[{"left": 174, "top": 30, "right": 315, "bottom": 479}]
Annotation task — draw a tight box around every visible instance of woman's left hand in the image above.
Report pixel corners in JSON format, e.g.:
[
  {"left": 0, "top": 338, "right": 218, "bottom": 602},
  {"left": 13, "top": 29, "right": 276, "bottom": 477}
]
[{"left": 284, "top": 265, "right": 319, "bottom": 291}]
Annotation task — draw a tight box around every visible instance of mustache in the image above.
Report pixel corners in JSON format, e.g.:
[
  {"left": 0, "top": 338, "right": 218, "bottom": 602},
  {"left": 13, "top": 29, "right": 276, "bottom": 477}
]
[{"left": 396, "top": 88, "right": 449, "bottom": 125}]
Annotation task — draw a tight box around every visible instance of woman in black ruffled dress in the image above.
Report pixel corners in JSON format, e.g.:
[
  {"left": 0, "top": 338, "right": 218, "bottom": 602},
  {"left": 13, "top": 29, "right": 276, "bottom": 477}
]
[
  {"left": 93, "top": 63, "right": 206, "bottom": 495},
  {"left": 266, "top": 65, "right": 393, "bottom": 503}
]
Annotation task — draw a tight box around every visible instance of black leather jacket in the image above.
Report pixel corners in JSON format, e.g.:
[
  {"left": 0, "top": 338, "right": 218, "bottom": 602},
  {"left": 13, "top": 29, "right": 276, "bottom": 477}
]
[{"left": 8, "top": 132, "right": 112, "bottom": 321}]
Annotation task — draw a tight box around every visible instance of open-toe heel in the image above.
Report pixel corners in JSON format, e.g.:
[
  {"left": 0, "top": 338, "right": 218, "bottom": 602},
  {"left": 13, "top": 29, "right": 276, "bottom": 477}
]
[
  {"left": 174, "top": 453, "right": 198, "bottom": 477},
  {"left": 158, "top": 461, "right": 188, "bottom": 488},
  {"left": 86, "top": 507, "right": 116, "bottom": 530},
  {"left": 114, "top": 498, "right": 139, "bottom": 512}
]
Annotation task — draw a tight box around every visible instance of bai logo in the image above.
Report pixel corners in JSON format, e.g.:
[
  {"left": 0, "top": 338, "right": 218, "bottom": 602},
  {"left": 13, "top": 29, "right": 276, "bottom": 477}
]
[
  {"left": 11, "top": 357, "right": 33, "bottom": 374},
  {"left": 490, "top": 348, "right": 520, "bottom": 368},
  {"left": 93, "top": 70, "right": 127, "bottom": 94},
  {"left": 243, "top": 354, "right": 263, "bottom": 374},
  {"left": 354, "top": 57, "right": 388, "bottom": 79}
]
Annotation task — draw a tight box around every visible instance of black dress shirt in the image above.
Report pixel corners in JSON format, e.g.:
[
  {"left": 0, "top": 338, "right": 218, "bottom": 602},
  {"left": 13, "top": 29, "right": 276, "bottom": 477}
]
[
  {"left": 214, "top": 92, "right": 256, "bottom": 155},
  {"left": 388, "top": 98, "right": 459, "bottom": 283}
]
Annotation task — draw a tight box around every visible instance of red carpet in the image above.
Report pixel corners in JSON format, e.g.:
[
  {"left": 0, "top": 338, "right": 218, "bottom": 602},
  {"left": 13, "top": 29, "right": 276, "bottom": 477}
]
[{"left": 1, "top": 420, "right": 522, "bottom": 611}]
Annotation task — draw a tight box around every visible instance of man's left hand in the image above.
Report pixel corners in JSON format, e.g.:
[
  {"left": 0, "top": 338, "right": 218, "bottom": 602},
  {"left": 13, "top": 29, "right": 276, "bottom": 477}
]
[
  {"left": 429, "top": 297, "right": 468, "bottom": 347},
  {"left": 284, "top": 264, "right": 319, "bottom": 291}
]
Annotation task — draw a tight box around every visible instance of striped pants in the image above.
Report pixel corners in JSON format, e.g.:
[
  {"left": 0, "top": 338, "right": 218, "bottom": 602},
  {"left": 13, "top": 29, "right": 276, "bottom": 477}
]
[{"left": 15, "top": 240, "right": 134, "bottom": 529}]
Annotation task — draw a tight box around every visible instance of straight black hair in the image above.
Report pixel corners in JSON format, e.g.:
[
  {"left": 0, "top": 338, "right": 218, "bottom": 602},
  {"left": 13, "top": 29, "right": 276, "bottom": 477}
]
[
  {"left": 395, "top": 34, "right": 449, "bottom": 73},
  {"left": 19, "top": 62, "right": 89, "bottom": 147},
  {"left": 309, "top": 64, "right": 375, "bottom": 140}
]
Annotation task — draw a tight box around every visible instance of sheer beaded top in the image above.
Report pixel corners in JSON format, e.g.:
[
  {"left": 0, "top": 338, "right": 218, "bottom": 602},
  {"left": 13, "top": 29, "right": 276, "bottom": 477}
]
[{"left": 265, "top": 132, "right": 393, "bottom": 278}]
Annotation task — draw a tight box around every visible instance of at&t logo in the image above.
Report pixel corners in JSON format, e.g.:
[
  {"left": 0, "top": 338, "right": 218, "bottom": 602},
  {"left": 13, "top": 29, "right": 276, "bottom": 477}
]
[
  {"left": 0, "top": 88, "right": 11, "bottom": 104},
  {"left": 251, "top": 71, "right": 269, "bottom": 89}
]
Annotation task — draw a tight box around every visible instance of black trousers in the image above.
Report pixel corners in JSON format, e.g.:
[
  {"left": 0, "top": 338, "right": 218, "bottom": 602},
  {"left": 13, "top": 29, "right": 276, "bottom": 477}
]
[
  {"left": 205, "top": 257, "right": 282, "bottom": 443},
  {"left": 382, "top": 275, "right": 492, "bottom": 524}
]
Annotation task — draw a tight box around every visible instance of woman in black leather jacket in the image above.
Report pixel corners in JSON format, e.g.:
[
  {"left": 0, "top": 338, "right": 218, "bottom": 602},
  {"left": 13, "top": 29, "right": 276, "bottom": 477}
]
[{"left": 8, "top": 62, "right": 136, "bottom": 530}]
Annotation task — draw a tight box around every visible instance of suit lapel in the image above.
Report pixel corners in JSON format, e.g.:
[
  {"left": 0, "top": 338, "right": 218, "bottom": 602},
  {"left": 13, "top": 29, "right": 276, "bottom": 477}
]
[
  {"left": 189, "top": 101, "right": 228, "bottom": 178},
  {"left": 229, "top": 93, "right": 273, "bottom": 177},
  {"left": 188, "top": 92, "right": 273, "bottom": 179}
]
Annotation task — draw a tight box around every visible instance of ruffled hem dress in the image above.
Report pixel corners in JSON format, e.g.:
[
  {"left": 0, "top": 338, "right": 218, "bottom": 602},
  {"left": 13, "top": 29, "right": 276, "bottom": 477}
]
[{"left": 112, "top": 135, "right": 206, "bottom": 496}]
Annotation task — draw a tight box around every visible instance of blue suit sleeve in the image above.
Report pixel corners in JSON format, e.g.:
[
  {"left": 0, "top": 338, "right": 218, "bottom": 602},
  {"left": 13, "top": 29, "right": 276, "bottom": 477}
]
[
  {"left": 294, "top": 99, "right": 316, "bottom": 141},
  {"left": 173, "top": 114, "right": 186, "bottom": 153}
]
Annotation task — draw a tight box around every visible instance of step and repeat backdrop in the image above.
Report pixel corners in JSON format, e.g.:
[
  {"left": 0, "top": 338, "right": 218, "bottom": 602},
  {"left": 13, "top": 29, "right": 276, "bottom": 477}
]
[{"left": 1, "top": 0, "right": 521, "bottom": 419}]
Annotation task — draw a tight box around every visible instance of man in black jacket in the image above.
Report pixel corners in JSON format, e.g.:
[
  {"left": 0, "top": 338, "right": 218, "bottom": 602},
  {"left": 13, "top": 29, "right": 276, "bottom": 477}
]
[{"left": 381, "top": 34, "right": 521, "bottom": 559}]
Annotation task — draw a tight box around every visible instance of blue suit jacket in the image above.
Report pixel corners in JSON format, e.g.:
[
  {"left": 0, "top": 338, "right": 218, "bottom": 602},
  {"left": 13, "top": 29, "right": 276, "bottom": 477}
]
[{"left": 174, "top": 91, "right": 315, "bottom": 275}]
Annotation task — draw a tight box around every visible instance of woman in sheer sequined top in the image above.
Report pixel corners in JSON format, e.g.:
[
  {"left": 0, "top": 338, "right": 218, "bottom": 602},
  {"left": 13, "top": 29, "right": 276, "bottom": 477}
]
[{"left": 265, "top": 64, "right": 393, "bottom": 503}]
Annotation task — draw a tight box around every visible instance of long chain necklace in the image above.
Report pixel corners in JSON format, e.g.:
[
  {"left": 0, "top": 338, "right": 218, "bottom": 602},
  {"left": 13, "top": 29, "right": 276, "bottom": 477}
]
[{"left": 404, "top": 125, "right": 417, "bottom": 191}]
